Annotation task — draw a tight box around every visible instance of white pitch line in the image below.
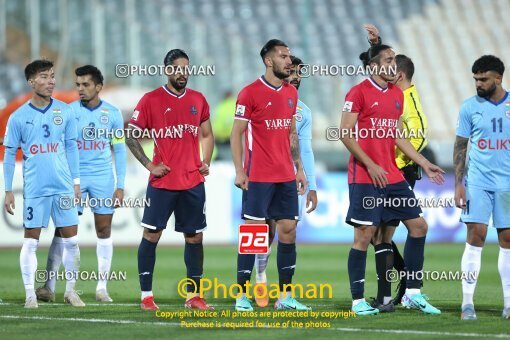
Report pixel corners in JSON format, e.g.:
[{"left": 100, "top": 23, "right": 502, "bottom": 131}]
[{"left": 0, "top": 315, "right": 509, "bottom": 338}]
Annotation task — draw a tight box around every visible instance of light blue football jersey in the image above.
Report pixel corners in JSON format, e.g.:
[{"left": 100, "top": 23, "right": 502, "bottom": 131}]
[
  {"left": 70, "top": 100, "right": 124, "bottom": 176},
  {"left": 3, "top": 98, "right": 77, "bottom": 198},
  {"left": 296, "top": 99, "right": 312, "bottom": 140},
  {"left": 456, "top": 92, "right": 510, "bottom": 191}
]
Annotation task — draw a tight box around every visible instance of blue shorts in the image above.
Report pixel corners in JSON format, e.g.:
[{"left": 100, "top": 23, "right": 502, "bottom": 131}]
[
  {"left": 460, "top": 187, "right": 510, "bottom": 229},
  {"left": 78, "top": 172, "right": 115, "bottom": 215},
  {"left": 346, "top": 181, "right": 423, "bottom": 227},
  {"left": 141, "top": 182, "right": 206, "bottom": 233},
  {"left": 242, "top": 181, "right": 299, "bottom": 221},
  {"left": 23, "top": 193, "right": 79, "bottom": 228}
]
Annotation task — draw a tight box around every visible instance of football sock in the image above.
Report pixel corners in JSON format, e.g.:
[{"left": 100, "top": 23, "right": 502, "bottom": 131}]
[
  {"left": 96, "top": 237, "right": 113, "bottom": 292},
  {"left": 498, "top": 247, "right": 510, "bottom": 309},
  {"left": 404, "top": 235, "right": 425, "bottom": 289},
  {"left": 277, "top": 242, "right": 296, "bottom": 291},
  {"left": 461, "top": 243, "right": 482, "bottom": 307},
  {"left": 62, "top": 236, "right": 80, "bottom": 292},
  {"left": 348, "top": 248, "right": 367, "bottom": 300},
  {"left": 375, "top": 243, "right": 393, "bottom": 304},
  {"left": 237, "top": 254, "right": 255, "bottom": 293},
  {"left": 20, "top": 238, "right": 39, "bottom": 299},
  {"left": 184, "top": 242, "right": 203, "bottom": 295},
  {"left": 255, "top": 247, "right": 271, "bottom": 282},
  {"left": 138, "top": 238, "right": 158, "bottom": 292},
  {"left": 45, "top": 236, "right": 64, "bottom": 292}
]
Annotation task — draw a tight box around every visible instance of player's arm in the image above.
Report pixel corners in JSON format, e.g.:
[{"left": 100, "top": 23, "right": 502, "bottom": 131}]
[
  {"left": 65, "top": 109, "right": 81, "bottom": 200},
  {"left": 199, "top": 119, "right": 214, "bottom": 176},
  {"left": 291, "top": 116, "right": 306, "bottom": 195},
  {"left": 339, "top": 111, "right": 389, "bottom": 188},
  {"left": 230, "top": 118, "right": 249, "bottom": 190},
  {"left": 125, "top": 125, "right": 169, "bottom": 177},
  {"left": 395, "top": 117, "right": 444, "bottom": 184},
  {"left": 300, "top": 136, "right": 318, "bottom": 212},
  {"left": 3, "top": 116, "right": 21, "bottom": 214},
  {"left": 364, "top": 24, "right": 381, "bottom": 46},
  {"left": 453, "top": 136, "right": 469, "bottom": 208}
]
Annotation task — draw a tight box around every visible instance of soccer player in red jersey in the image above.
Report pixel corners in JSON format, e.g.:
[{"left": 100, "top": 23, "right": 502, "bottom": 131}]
[
  {"left": 231, "top": 39, "right": 308, "bottom": 311},
  {"left": 126, "top": 49, "right": 214, "bottom": 311},
  {"left": 340, "top": 44, "right": 445, "bottom": 316}
]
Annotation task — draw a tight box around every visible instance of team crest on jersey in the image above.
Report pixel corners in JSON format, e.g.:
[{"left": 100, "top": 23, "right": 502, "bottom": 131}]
[
  {"left": 395, "top": 100, "right": 401, "bottom": 110},
  {"left": 190, "top": 106, "right": 198, "bottom": 115},
  {"left": 100, "top": 115, "right": 109, "bottom": 124},
  {"left": 235, "top": 104, "right": 245, "bottom": 117},
  {"left": 505, "top": 102, "right": 510, "bottom": 119},
  {"left": 295, "top": 112, "right": 303, "bottom": 122},
  {"left": 53, "top": 116, "right": 63, "bottom": 125},
  {"left": 288, "top": 98, "right": 294, "bottom": 108},
  {"left": 132, "top": 110, "right": 140, "bottom": 121}
]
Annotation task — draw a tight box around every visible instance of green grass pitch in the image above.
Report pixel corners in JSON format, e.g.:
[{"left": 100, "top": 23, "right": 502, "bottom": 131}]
[{"left": 0, "top": 244, "right": 509, "bottom": 339}]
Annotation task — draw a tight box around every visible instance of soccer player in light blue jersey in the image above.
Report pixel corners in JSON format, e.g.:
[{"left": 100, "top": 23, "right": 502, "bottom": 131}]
[
  {"left": 254, "top": 55, "right": 318, "bottom": 308},
  {"left": 2, "top": 60, "right": 84, "bottom": 308},
  {"left": 454, "top": 55, "right": 510, "bottom": 320},
  {"left": 37, "top": 65, "right": 126, "bottom": 303}
]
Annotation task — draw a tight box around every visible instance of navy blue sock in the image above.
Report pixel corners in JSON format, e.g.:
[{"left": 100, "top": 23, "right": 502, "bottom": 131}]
[
  {"left": 184, "top": 242, "right": 203, "bottom": 294},
  {"left": 138, "top": 238, "right": 158, "bottom": 291},
  {"left": 277, "top": 242, "right": 296, "bottom": 291},
  {"left": 404, "top": 235, "right": 426, "bottom": 289},
  {"left": 348, "top": 248, "right": 367, "bottom": 300},
  {"left": 375, "top": 243, "right": 393, "bottom": 303},
  {"left": 237, "top": 254, "right": 255, "bottom": 293}
]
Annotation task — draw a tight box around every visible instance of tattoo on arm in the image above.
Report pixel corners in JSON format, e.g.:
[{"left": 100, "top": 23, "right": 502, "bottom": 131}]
[
  {"left": 453, "top": 136, "right": 469, "bottom": 185},
  {"left": 126, "top": 136, "right": 151, "bottom": 168},
  {"left": 290, "top": 126, "right": 302, "bottom": 170}
]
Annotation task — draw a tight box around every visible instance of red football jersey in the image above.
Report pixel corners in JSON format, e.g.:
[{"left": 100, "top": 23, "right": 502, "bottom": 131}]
[
  {"left": 343, "top": 78, "right": 405, "bottom": 185},
  {"left": 129, "top": 85, "right": 210, "bottom": 190},
  {"left": 234, "top": 76, "right": 298, "bottom": 182}
]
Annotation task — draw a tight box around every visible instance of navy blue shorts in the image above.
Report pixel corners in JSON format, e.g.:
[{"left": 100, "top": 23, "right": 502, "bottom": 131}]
[
  {"left": 141, "top": 182, "right": 206, "bottom": 233},
  {"left": 346, "top": 180, "right": 422, "bottom": 227},
  {"left": 242, "top": 181, "right": 299, "bottom": 221}
]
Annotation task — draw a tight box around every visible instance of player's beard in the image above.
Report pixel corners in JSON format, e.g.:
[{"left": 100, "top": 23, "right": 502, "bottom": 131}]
[
  {"left": 170, "top": 77, "right": 188, "bottom": 91},
  {"left": 477, "top": 84, "right": 496, "bottom": 99},
  {"left": 273, "top": 66, "right": 290, "bottom": 80},
  {"left": 289, "top": 79, "right": 300, "bottom": 90}
]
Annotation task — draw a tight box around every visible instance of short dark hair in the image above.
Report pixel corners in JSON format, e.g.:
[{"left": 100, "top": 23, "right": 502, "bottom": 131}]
[
  {"left": 472, "top": 55, "right": 505, "bottom": 75},
  {"left": 75, "top": 65, "right": 104, "bottom": 85},
  {"left": 290, "top": 55, "right": 303, "bottom": 67},
  {"left": 260, "top": 39, "right": 288, "bottom": 60},
  {"left": 396, "top": 54, "right": 414, "bottom": 81},
  {"left": 25, "top": 59, "right": 54, "bottom": 81},
  {"left": 164, "top": 49, "right": 189, "bottom": 66},
  {"left": 359, "top": 44, "right": 392, "bottom": 67}
]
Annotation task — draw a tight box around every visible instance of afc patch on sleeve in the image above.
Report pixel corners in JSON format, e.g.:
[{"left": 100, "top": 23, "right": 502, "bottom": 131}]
[
  {"left": 132, "top": 110, "right": 140, "bottom": 121},
  {"left": 343, "top": 101, "right": 353, "bottom": 112},
  {"left": 235, "top": 104, "right": 246, "bottom": 117}
]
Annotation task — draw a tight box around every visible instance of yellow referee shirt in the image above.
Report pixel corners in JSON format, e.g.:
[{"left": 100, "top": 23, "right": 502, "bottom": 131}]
[{"left": 395, "top": 85, "right": 428, "bottom": 168}]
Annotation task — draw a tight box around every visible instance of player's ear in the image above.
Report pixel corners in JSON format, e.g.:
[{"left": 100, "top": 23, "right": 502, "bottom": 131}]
[
  {"left": 495, "top": 74, "right": 503, "bottom": 86},
  {"left": 96, "top": 83, "right": 103, "bottom": 92}
]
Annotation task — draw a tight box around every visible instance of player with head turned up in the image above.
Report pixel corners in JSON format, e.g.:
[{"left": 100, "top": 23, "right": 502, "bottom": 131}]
[
  {"left": 126, "top": 49, "right": 214, "bottom": 311},
  {"left": 231, "top": 39, "right": 308, "bottom": 311},
  {"left": 253, "top": 55, "right": 318, "bottom": 308},
  {"left": 454, "top": 55, "right": 510, "bottom": 320},
  {"left": 340, "top": 44, "right": 444, "bottom": 316},
  {"left": 36, "top": 65, "right": 127, "bottom": 303},
  {"left": 3, "top": 60, "right": 83, "bottom": 308}
]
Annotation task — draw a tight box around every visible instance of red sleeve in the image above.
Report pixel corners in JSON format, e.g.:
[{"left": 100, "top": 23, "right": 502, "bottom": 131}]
[
  {"left": 200, "top": 95, "right": 210, "bottom": 123},
  {"left": 234, "top": 87, "right": 252, "bottom": 121},
  {"left": 343, "top": 85, "right": 364, "bottom": 114},
  {"left": 129, "top": 94, "right": 150, "bottom": 130}
]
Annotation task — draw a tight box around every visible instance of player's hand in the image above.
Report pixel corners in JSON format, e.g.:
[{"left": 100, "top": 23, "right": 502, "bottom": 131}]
[
  {"left": 367, "top": 163, "right": 389, "bottom": 188},
  {"left": 306, "top": 190, "right": 318, "bottom": 213},
  {"left": 423, "top": 162, "right": 445, "bottom": 185},
  {"left": 454, "top": 184, "right": 467, "bottom": 209},
  {"left": 147, "top": 162, "right": 171, "bottom": 177},
  {"left": 74, "top": 184, "right": 81, "bottom": 202},
  {"left": 199, "top": 162, "right": 210, "bottom": 176},
  {"left": 296, "top": 169, "right": 307, "bottom": 195},
  {"left": 4, "top": 192, "right": 15, "bottom": 215},
  {"left": 363, "top": 24, "right": 380, "bottom": 44},
  {"left": 113, "top": 188, "right": 124, "bottom": 208},
  {"left": 234, "top": 170, "right": 249, "bottom": 190}
]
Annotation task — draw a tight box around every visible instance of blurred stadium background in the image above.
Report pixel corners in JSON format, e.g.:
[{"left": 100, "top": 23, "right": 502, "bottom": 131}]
[{"left": 0, "top": 0, "right": 508, "bottom": 246}]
